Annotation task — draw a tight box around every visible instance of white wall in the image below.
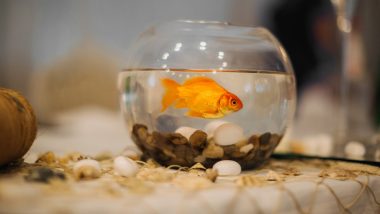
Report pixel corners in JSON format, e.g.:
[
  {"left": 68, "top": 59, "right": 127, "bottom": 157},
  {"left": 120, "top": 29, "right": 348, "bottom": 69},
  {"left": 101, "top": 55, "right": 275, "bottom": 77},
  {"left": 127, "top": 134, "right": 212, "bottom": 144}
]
[{"left": 0, "top": 0, "right": 267, "bottom": 94}]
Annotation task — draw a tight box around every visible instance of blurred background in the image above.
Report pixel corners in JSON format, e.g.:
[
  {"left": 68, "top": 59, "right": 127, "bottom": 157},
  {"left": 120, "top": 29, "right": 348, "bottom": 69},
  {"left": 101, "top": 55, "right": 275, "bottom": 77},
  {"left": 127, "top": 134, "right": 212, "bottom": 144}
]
[{"left": 0, "top": 0, "right": 379, "bottom": 160}]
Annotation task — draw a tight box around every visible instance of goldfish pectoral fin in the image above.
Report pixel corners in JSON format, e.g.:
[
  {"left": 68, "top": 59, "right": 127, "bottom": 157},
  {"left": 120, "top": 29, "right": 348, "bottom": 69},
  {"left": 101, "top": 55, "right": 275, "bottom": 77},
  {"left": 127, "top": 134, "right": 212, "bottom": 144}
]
[
  {"left": 175, "top": 99, "right": 187, "bottom": 108},
  {"left": 202, "top": 112, "right": 225, "bottom": 119},
  {"left": 186, "top": 110, "right": 203, "bottom": 118},
  {"left": 161, "top": 99, "right": 172, "bottom": 112}
]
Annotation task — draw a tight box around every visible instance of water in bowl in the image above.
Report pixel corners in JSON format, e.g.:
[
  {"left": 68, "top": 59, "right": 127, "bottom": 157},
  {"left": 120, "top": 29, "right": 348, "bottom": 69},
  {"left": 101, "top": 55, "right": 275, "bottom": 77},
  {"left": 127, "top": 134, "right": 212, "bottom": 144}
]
[{"left": 119, "top": 69, "right": 295, "bottom": 169}]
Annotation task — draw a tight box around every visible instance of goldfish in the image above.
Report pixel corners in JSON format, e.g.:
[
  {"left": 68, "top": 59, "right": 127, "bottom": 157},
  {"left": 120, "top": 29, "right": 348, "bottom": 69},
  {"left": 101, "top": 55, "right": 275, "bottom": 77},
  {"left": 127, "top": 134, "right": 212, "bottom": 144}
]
[{"left": 161, "top": 76, "right": 243, "bottom": 118}]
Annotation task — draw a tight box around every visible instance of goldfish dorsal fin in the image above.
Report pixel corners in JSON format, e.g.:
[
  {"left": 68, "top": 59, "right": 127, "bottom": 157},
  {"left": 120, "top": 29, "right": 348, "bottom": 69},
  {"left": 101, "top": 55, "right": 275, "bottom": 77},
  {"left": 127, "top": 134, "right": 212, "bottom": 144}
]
[{"left": 183, "top": 76, "right": 217, "bottom": 86}]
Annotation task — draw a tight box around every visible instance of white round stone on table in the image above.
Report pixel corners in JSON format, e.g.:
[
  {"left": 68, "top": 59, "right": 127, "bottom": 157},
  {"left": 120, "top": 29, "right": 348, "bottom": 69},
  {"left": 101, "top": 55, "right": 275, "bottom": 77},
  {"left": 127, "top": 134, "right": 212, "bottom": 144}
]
[
  {"left": 204, "top": 120, "right": 228, "bottom": 137},
  {"left": 344, "top": 141, "right": 365, "bottom": 158},
  {"left": 113, "top": 156, "right": 139, "bottom": 177},
  {"left": 73, "top": 159, "right": 102, "bottom": 179},
  {"left": 212, "top": 160, "right": 241, "bottom": 176},
  {"left": 175, "top": 126, "right": 197, "bottom": 140},
  {"left": 73, "top": 159, "right": 101, "bottom": 172},
  {"left": 214, "top": 123, "right": 245, "bottom": 146}
]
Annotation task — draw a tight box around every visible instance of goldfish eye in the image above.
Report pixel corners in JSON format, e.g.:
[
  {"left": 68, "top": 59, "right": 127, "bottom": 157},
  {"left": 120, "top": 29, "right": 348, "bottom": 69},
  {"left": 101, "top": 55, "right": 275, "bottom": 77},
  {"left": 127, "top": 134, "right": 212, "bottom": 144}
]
[{"left": 231, "top": 99, "right": 237, "bottom": 105}]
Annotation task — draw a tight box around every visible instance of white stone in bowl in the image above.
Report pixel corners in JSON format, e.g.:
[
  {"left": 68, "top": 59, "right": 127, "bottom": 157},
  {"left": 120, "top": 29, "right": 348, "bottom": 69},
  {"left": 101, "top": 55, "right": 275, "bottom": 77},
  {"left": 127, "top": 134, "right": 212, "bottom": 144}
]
[
  {"left": 175, "top": 126, "right": 197, "bottom": 139},
  {"left": 204, "top": 120, "right": 228, "bottom": 137},
  {"left": 212, "top": 160, "right": 241, "bottom": 176},
  {"left": 214, "top": 123, "right": 245, "bottom": 146},
  {"left": 113, "top": 156, "right": 139, "bottom": 177}
]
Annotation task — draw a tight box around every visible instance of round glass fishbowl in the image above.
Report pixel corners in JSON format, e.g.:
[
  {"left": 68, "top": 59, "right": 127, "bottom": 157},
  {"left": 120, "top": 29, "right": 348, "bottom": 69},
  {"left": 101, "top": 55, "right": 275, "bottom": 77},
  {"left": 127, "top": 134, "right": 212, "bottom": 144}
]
[{"left": 119, "top": 20, "right": 296, "bottom": 169}]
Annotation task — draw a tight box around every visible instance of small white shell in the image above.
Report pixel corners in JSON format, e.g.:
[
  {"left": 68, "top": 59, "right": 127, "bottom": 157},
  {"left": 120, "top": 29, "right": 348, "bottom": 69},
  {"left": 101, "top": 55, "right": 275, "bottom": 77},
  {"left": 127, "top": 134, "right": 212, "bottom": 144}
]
[
  {"left": 345, "top": 141, "right": 365, "bottom": 158},
  {"left": 204, "top": 120, "right": 228, "bottom": 137},
  {"left": 113, "top": 156, "right": 139, "bottom": 177},
  {"left": 214, "top": 123, "right": 245, "bottom": 146},
  {"left": 266, "top": 170, "right": 282, "bottom": 181},
  {"left": 73, "top": 159, "right": 101, "bottom": 179},
  {"left": 175, "top": 126, "right": 197, "bottom": 139},
  {"left": 212, "top": 160, "right": 241, "bottom": 176}
]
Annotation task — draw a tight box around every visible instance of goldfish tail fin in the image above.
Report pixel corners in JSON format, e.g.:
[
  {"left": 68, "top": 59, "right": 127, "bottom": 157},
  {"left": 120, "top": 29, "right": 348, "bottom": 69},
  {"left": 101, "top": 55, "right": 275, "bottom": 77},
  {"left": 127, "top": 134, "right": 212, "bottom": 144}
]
[{"left": 161, "top": 78, "right": 180, "bottom": 112}]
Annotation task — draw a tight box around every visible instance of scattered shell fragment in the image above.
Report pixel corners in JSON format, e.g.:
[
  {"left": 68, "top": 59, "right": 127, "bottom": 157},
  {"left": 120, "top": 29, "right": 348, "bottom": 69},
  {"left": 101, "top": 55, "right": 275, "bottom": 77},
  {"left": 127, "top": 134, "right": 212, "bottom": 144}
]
[
  {"left": 214, "top": 123, "right": 245, "bottom": 146},
  {"left": 282, "top": 167, "right": 301, "bottom": 176},
  {"left": 173, "top": 175, "right": 212, "bottom": 190},
  {"left": 345, "top": 141, "right": 365, "bottom": 159},
  {"left": 236, "top": 175, "right": 264, "bottom": 187},
  {"left": 66, "top": 152, "right": 88, "bottom": 162},
  {"left": 145, "top": 159, "right": 160, "bottom": 168},
  {"left": 115, "top": 177, "right": 153, "bottom": 194},
  {"left": 204, "top": 120, "right": 228, "bottom": 137},
  {"left": 24, "top": 167, "right": 65, "bottom": 183},
  {"left": 205, "top": 169, "right": 218, "bottom": 182},
  {"left": 113, "top": 156, "right": 139, "bottom": 177},
  {"left": 334, "top": 161, "right": 380, "bottom": 175},
  {"left": 36, "top": 151, "right": 57, "bottom": 164},
  {"left": 73, "top": 159, "right": 101, "bottom": 180},
  {"left": 175, "top": 126, "right": 197, "bottom": 140},
  {"left": 136, "top": 167, "right": 174, "bottom": 182},
  {"left": 266, "top": 170, "right": 283, "bottom": 181},
  {"left": 190, "top": 163, "right": 207, "bottom": 171},
  {"left": 319, "top": 168, "right": 357, "bottom": 180},
  {"left": 212, "top": 160, "right": 241, "bottom": 176}
]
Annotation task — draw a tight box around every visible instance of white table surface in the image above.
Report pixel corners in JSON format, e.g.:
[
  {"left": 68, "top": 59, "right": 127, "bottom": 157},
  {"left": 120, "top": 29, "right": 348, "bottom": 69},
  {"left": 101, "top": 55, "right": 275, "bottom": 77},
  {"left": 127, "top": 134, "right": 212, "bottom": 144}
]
[{"left": 1, "top": 107, "right": 378, "bottom": 214}]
